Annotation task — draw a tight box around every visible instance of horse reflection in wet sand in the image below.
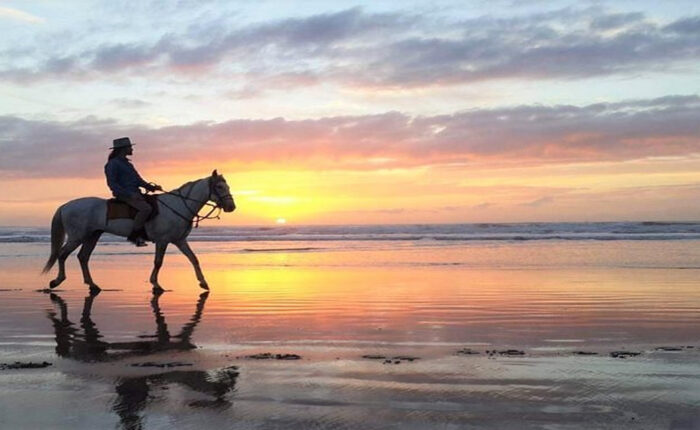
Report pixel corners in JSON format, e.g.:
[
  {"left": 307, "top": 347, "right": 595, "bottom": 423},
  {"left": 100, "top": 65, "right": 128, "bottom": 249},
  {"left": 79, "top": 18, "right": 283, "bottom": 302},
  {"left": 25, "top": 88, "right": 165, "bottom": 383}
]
[{"left": 47, "top": 291, "right": 238, "bottom": 429}]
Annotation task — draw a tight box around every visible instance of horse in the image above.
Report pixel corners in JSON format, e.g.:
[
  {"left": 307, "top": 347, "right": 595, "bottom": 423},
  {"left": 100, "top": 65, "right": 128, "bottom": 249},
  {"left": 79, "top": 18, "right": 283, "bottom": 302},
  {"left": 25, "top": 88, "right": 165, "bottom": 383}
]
[{"left": 42, "top": 170, "right": 235, "bottom": 293}]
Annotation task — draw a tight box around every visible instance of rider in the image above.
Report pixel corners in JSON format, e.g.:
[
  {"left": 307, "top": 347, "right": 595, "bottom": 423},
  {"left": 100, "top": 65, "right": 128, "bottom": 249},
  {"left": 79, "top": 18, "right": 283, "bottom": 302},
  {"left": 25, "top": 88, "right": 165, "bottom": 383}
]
[{"left": 105, "top": 137, "right": 162, "bottom": 247}]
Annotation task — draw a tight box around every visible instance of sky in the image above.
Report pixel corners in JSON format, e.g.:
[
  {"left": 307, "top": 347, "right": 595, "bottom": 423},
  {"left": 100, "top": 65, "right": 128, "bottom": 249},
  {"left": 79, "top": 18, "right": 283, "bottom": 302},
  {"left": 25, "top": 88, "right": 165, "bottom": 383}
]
[{"left": 0, "top": 0, "right": 698, "bottom": 225}]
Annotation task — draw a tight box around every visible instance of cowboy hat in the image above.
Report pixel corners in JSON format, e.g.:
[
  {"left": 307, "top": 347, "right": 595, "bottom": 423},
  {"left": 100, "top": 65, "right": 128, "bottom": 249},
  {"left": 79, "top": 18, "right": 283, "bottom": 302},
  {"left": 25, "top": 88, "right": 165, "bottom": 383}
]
[{"left": 110, "top": 137, "right": 134, "bottom": 149}]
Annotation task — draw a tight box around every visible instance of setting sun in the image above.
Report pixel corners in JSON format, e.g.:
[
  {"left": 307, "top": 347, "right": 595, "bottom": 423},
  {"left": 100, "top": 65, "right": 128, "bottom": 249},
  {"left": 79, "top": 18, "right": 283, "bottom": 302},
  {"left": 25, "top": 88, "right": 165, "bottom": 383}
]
[{"left": 276, "top": 218, "right": 287, "bottom": 225}]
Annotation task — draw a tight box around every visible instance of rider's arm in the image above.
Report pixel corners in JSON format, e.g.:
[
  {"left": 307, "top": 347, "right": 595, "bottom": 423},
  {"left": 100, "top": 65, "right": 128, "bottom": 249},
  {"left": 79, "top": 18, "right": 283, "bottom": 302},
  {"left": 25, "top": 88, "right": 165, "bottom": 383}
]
[
  {"left": 139, "top": 178, "right": 162, "bottom": 192},
  {"left": 140, "top": 178, "right": 157, "bottom": 192},
  {"left": 127, "top": 161, "right": 157, "bottom": 192}
]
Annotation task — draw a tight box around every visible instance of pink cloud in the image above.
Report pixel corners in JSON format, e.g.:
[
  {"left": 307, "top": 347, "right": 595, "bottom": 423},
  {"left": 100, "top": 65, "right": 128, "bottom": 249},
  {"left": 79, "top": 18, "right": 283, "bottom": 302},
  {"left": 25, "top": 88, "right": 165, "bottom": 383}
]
[{"left": 0, "top": 95, "right": 698, "bottom": 178}]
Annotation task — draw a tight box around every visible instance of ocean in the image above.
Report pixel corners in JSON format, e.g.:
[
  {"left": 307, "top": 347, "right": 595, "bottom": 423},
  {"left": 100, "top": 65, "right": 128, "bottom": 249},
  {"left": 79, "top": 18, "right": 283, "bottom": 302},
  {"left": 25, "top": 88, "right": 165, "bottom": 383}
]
[
  {"left": 2, "top": 222, "right": 700, "bottom": 243},
  {"left": 2, "top": 222, "right": 698, "bottom": 272}
]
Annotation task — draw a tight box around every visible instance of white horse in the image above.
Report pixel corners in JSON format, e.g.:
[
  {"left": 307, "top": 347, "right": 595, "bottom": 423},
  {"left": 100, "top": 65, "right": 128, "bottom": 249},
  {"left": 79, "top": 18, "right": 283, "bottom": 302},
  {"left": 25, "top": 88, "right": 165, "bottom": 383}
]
[{"left": 42, "top": 170, "right": 235, "bottom": 293}]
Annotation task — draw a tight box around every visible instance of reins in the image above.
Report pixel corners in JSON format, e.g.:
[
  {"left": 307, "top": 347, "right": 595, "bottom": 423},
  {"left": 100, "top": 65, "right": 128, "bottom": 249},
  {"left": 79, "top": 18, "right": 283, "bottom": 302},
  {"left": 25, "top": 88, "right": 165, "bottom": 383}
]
[{"left": 151, "top": 178, "right": 227, "bottom": 228}]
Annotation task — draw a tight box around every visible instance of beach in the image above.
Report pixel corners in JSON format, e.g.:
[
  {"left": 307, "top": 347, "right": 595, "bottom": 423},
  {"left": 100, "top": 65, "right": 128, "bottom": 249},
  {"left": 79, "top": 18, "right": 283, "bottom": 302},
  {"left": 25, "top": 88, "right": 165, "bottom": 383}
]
[
  {"left": 3, "top": 0, "right": 699, "bottom": 428},
  {"left": 0, "top": 224, "right": 699, "bottom": 429}
]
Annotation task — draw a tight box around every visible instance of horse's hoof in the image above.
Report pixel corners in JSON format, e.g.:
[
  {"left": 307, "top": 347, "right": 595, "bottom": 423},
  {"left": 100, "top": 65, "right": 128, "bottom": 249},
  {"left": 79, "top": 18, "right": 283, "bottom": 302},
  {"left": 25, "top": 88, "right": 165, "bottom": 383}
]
[
  {"left": 49, "top": 280, "right": 58, "bottom": 289},
  {"left": 89, "top": 284, "right": 102, "bottom": 294},
  {"left": 152, "top": 286, "right": 165, "bottom": 295},
  {"left": 199, "top": 281, "right": 209, "bottom": 290}
]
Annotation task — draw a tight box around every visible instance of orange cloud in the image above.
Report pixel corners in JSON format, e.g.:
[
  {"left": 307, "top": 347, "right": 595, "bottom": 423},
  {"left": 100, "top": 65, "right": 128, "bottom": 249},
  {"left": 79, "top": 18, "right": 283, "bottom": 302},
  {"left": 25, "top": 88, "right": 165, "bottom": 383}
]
[{"left": 1, "top": 95, "right": 698, "bottom": 179}]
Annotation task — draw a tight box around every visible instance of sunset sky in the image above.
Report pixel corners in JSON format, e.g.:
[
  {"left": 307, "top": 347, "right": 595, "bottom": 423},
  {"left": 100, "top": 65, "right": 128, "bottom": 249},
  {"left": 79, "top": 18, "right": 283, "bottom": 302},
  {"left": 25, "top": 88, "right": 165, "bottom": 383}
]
[{"left": 1, "top": 0, "right": 698, "bottom": 225}]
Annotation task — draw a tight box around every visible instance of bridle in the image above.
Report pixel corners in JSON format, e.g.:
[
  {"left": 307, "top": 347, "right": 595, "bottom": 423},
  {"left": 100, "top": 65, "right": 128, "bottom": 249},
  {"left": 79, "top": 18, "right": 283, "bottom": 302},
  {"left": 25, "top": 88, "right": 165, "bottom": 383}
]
[
  {"left": 209, "top": 177, "right": 235, "bottom": 209},
  {"left": 155, "top": 177, "right": 233, "bottom": 228}
]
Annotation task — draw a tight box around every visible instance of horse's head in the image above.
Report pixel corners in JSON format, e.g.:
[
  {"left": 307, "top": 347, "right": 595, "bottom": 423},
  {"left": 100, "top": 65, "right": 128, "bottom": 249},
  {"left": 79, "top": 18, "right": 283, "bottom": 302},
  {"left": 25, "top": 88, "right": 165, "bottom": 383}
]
[{"left": 209, "top": 170, "right": 236, "bottom": 213}]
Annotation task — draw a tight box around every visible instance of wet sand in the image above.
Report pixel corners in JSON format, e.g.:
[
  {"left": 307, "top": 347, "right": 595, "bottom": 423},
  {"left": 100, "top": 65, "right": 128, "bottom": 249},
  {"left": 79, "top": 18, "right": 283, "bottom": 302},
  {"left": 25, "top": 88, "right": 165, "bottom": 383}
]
[{"left": 0, "top": 240, "right": 699, "bottom": 429}]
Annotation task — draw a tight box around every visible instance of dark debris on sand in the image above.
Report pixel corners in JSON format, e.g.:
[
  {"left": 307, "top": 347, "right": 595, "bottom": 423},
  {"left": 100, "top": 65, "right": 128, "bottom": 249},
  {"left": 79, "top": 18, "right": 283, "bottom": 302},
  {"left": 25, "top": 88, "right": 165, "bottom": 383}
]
[
  {"left": 393, "top": 355, "right": 419, "bottom": 362},
  {"left": 487, "top": 349, "right": 526, "bottom": 357},
  {"left": 1, "top": 361, "right": 52, "bottom": 370},
  {"left": 241, "top": 353, "right": 302, "bottom": 360},
  {"left": 362, "top": 355, "right": 420, "bottom": 364},
  {"left": 130, "top": 362, "right": 193, "bottom": 368},
  {"left": 655, "top": 346, "right": 690, "bottom": 352},
  {"left": 610, "top": 351, "right": 642, "bottom": 359},
  {"left": 454, "top": 348, "right": 527, "bottom": 358},
  {"left": 454, "top": 347, "right": 695, "bottom": 359}
]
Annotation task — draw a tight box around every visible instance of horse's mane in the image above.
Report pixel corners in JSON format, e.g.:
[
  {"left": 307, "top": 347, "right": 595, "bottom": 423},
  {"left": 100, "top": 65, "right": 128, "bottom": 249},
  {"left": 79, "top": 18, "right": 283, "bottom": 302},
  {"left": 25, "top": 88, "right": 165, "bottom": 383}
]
[
  {"left": 172, "top": 175, "right": 223, "bottom": 194},
  {"left": 175, "top": 180, "right": 196, "bottom": 193},
  {"left": 172, "top": 177, "right": 209, "bottom": 194}
]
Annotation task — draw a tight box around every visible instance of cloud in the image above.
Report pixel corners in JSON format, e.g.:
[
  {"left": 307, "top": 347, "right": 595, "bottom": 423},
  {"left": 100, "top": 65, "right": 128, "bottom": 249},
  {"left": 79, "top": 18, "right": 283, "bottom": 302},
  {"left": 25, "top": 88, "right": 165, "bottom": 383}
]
[
  {"left": 0, "top": 115, "right": 119, "bottom": 178},
  {"left": 664, "top": 16, "right": 700, "bottom": 34},
  {"left": 472, "top": 202, "right": 494, "bottom": 210},
  {"left": 364, "top": 10, "right": 698, "bottom": 87},
  {"left": 0, "top": 6, "right": 44, "bottom": 24},
  {"left": 521, "top": 196, "right": 554, "bottom": 207},
  {"left": 0, "top": 95, "right": 698, "bottom": 178},
  {"left": 0, "top": 7, "right": 414, "bottom": 81},
  {"left": 110, "top": 98, "right": 151, "bottom": 108},
  {"left": 1, "top": 7, "right": 697, "bottom": 88},
  {"left": 589, "top": 12, "right": 645, "bottom": 30}
]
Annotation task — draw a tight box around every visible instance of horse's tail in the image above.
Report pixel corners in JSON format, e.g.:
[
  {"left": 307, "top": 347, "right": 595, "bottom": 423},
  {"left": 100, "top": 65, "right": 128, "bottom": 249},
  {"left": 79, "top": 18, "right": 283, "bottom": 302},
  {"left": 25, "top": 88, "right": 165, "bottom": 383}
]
[{"left": 42, "top": 207, "right": 65, "bottom": 274}]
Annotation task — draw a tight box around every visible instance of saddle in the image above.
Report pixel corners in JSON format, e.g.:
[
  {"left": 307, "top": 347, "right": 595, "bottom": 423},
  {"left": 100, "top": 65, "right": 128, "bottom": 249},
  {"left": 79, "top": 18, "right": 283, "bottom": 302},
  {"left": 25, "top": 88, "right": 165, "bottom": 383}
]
[{"left": 106, "top": 195, "right": 159, "bottom": 222}]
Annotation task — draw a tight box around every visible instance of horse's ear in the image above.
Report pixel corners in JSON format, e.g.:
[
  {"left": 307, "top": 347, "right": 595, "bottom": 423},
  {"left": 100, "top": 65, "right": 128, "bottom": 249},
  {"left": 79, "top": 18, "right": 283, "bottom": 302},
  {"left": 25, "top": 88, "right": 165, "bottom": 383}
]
[{"left": 212, "top": 169, "right": 218, "bottom": 177}]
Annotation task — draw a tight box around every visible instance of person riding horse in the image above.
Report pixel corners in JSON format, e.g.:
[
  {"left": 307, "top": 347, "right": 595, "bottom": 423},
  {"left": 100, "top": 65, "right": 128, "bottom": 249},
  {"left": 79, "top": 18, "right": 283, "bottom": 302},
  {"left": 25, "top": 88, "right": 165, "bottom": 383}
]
[{"left": 105, "top": 137, "right": 163, "bottom": 246}]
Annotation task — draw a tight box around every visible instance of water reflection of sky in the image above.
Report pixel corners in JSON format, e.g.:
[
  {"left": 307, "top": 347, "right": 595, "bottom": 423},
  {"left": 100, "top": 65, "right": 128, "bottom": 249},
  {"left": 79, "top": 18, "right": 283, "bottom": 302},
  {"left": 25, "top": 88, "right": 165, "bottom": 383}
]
[
  {"left": 0, "top": 241, "right": 699, "bottom": 429},
  {"left": 0, "top": 241, "right": 698, "bottom": 347}
]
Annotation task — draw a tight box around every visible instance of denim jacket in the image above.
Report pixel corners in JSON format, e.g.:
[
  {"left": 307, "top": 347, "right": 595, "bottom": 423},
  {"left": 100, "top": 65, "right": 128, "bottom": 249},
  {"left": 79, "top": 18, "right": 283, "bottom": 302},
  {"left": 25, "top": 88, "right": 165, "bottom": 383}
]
[{"left": 104, "top": 156, "right": 156, "bottom": 198}]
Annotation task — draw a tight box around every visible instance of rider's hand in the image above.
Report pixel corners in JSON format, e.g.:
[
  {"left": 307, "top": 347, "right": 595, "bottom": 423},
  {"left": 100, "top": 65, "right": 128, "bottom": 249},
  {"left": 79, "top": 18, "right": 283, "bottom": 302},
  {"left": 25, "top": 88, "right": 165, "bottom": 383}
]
[{"left": 154, "top": 184, "right": 163, "bottom": 191}]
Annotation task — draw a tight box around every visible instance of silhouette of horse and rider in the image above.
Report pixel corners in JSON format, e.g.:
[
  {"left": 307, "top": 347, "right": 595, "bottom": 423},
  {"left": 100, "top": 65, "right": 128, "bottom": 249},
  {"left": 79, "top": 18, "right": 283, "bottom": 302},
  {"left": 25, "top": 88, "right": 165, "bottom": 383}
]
[
  {"left": 43, "top": 137, "right": 236, "bottom": 293},
  {"left": 47, "top": 290, "right": 238, "bottom": 429},
  {"left": 38, "top": 138, "right": 240, "bottom": 428}
]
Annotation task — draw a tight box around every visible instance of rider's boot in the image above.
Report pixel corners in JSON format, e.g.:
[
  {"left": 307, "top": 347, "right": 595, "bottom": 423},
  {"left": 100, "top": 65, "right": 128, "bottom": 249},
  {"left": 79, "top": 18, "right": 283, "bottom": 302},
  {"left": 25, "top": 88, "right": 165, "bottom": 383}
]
[{"left": 127, "top": 230, "right": 147, "bottom": 247}]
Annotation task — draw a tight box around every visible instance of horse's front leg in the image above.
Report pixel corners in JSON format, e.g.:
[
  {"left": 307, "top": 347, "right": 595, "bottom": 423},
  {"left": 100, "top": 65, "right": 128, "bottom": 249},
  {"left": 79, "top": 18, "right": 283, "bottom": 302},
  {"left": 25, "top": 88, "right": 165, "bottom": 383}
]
[
  {"left": 175, "top": 240, "right": 208, "bottom": 290},
  {"left": 150, "top": 242, "right": 168, "bottom": 293}
]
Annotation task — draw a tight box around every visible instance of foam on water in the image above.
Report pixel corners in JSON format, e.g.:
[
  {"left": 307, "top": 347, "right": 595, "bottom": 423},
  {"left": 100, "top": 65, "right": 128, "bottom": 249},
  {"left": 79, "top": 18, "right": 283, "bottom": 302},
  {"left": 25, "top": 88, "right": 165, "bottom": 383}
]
[{"left": 1, "top": 222, "right": 700, "bottom": 244}]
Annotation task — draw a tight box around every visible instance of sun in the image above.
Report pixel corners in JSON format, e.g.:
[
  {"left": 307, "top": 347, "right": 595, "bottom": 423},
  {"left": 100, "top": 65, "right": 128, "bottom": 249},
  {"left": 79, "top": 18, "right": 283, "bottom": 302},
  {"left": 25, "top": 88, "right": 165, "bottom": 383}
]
[{"left": 276, "top": 218, "right": 287, "bottom": 225}]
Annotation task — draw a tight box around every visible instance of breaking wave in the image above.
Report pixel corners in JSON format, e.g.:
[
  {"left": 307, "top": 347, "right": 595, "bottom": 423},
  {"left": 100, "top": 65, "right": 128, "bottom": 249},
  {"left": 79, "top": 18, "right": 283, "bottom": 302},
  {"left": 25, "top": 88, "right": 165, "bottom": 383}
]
[{"left": 1, "top": 222, "right": 699, "bottom": 244}]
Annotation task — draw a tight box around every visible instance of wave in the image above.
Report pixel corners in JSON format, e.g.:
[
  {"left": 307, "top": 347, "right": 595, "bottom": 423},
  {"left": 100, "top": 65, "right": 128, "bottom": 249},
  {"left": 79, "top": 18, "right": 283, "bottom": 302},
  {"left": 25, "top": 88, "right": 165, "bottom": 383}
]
[
  {"left": 0, "top": 236, "right": 45, "bottom": 243},
  {"left": 1, "top": 222, "right": 699, "bottom": 244}
]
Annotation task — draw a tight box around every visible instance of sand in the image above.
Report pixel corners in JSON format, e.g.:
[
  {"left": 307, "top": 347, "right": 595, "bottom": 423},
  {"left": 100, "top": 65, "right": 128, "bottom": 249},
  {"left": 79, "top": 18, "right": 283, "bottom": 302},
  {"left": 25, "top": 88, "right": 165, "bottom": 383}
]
[{"left": 0, "top": 240, "right": 699, "bottom": 429}]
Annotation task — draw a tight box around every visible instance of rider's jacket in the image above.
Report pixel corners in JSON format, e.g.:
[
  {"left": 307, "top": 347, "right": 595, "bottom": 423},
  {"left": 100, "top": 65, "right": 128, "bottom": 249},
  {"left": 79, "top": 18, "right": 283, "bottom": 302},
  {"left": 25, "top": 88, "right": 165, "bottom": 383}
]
[{"left": 104, "top": 156, "right": 157, "bottom": 199}]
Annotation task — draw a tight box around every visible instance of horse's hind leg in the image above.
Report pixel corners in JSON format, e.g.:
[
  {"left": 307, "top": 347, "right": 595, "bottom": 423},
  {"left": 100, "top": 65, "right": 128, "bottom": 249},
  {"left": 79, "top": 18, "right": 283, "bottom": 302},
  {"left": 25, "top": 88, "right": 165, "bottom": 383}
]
[
  {"left": 78, "top": 231, "right": 103, "bottom": 292},
  {"left": 49, "top": 239, "right": 81, "bottom": 289},
  {"left": 149, "top": 242, "right": 168, "bottom": 293}
]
